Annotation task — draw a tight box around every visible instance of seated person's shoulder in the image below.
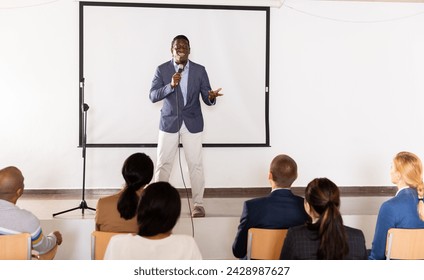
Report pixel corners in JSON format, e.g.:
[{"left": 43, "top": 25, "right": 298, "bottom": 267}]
[
  {"left": 245, "top": 196, "right": 268, "bottom": 205},
  {"left": 344, "top": 226, "right": 365, "bottom": 237},
  {"left": 12, "top": 207, "right": 41, "bottom": 229},
  {"left": 288, "top": 224, "right": 306, "bottom": 233},
  {"left": 97, "top": 192, "right": 121, "bottom": 207}
]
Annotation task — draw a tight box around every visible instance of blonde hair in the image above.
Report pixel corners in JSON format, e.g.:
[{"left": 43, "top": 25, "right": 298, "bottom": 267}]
[{"left": 393, "top": 151, "right": 424, "bottom": 221}]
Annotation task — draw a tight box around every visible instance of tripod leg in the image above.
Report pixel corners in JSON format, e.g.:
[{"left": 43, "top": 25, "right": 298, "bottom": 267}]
[
  {"left": 52, "top": 206, "right": 82, "bottom": 217},
  {"left": 80, "top": 201, "right": 96, "bottom": 216}
]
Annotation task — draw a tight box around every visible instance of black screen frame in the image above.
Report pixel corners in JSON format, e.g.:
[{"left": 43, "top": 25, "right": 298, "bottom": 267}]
[{"left": 78, "top": 1, "right": 270, "bottom": 148}]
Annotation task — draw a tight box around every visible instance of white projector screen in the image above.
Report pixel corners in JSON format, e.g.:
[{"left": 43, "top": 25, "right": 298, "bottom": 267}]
[{"left": 80, "top": 2, "right": 270, "bottom": 147}]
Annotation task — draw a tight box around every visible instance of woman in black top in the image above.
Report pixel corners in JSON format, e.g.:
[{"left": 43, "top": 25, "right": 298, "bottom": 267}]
[{"left": 280, "top": 178, "right": 367, "bottom": 260}]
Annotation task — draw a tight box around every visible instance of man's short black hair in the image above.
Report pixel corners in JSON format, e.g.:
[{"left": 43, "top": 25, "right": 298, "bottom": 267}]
[{"left": 171, "top": 35, "right": 190, "bottom": 47}]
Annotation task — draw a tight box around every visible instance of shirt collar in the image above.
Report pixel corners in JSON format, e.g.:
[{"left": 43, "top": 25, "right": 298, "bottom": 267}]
[
  {"left": 271, "top": 187, "right": 290, "bottom": 193},
  {"left": 0, "top": 199, "right": 17, "bottom": 208},
  {"left": 173, "top": 60, "right": 190, "bottom": 72},
  {"left": 395, "top": 186, "right": 410, "bottom": 196}
]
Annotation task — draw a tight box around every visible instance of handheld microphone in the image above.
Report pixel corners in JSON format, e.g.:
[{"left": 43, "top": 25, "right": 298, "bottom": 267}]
[
  {"left": 177, "top": 64, "right": 184, "bottom": 73},
  {"left": 175, "top": 64, "right": 184, "bottom": 87}
]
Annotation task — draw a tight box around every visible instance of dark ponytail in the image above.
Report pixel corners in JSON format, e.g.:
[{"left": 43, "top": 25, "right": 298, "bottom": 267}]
[
  {"left": 305, "top": 178, "right": 348, "bottom": 260},
  {"left": 117, "top": 153, "right": 154, "bottom": 220}
]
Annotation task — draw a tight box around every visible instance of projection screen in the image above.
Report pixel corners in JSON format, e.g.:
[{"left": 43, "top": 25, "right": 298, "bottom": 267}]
[{"left": 79, "top": 2, "right": 270, "bottom": 147}]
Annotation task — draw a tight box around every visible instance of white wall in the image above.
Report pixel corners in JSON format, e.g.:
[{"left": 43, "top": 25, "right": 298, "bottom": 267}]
[{"left": 1, "top": 0, "right": 424, "bottom": 190}]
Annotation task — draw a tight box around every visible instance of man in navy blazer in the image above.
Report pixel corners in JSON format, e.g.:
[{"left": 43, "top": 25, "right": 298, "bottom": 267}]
[
  {"left": 232, "top": 154, "right": 309, "bottom": 259},
  {"left": 150, "top": 35, "right": 222, "bottom": 218}
]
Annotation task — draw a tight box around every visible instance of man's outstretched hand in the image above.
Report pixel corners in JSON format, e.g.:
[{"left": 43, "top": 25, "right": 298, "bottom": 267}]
[{"left": 208, "top": 88, "right": 223, "bottom": 100}]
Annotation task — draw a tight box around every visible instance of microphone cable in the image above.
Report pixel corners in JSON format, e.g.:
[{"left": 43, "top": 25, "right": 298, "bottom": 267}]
[{"left": 175, "top": 66, "right": 195, "bottom": 238}]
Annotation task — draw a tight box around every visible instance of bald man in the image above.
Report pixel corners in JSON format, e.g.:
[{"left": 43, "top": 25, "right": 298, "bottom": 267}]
[{"left": 0, "top": 166, "right": 62, "bottom": 259}]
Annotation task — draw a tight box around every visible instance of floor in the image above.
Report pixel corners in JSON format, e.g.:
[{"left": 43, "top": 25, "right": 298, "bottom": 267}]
[{"left": 16, "top": 192, "right": 391, "bottom": 260}]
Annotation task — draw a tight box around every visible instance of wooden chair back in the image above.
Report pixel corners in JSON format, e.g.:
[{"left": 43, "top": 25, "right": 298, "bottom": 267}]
[
  {"left": 91, "top": 231, "right": 123, "bottom": 260},
  {"left": 246, "top": 228, "right": 288, "bottom": 260},
  {"left": 33, "top": 245, "right": 58, "bottom": 260},
  {"left": 0, "top": 233, "right": 32, "bottom": 260},
  {"left": 385, "top": 228, "right": 424, "bottom": 260}
]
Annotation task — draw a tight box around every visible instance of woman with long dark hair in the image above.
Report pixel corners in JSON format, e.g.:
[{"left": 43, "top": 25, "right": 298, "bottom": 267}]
[
  {"left": 95, "top": 153, "right": 153, "bottom": 232},
  {"left": 280, "top": 178, "right": 367, "bottom": 260},
  {"left": 104, "top": 182, "right": 202, "bottom": 259}
]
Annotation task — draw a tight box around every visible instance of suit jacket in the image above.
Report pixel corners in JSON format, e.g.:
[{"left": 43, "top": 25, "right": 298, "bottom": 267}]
[
  {"left": 149, "top": 60, "right": 215, "bottom": 133},
  {"left": 280, "top": 224, "right": 368, "bottom": 260},
  {"left": 95, "top": 191, "right": 138, "bottom": 233},
  {"left": 232, "top": 188, "right": 309, "bottom": 259},
  {"left": 368, "top": 187, "right": 424, "bottom": 260}
]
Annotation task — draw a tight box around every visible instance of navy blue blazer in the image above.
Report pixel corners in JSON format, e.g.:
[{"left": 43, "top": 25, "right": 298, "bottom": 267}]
[
  {"left": 149, "top": 60, "right": 215, "bottom": 133},
  {"left": 232, "top": 189, "right": 309, "bottom": 259}
]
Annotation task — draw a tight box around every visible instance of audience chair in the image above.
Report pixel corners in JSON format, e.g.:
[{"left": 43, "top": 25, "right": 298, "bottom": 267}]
[
  {"left": 32, "top": 245, "right": 58, "bottom": 260},
  {"left": 91, "top": 231, "right": 124, "bottom": 260},
  {"left": 246, "top": 228, "right": 288, "bottom": 260},
  {"left": 385, "top": 228, "right": 424, "bottom": 260},
  {"left": 0, "top": 233, "right": 32, "bottom": 260}
]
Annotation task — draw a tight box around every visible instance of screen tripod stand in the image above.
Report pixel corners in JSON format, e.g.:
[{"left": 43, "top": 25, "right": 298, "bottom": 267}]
[{"left": 53, "top": 80, "right": 95, "bottom": 217}]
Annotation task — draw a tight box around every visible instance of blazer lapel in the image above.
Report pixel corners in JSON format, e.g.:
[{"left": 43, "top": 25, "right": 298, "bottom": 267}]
[{"left": 185, "top": 62, "right": 194, "bottom": 105}]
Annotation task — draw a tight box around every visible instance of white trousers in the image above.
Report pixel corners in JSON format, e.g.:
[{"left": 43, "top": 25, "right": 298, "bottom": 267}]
[{"left": 154, "top": 123, "right": 205, "bottom": 206}]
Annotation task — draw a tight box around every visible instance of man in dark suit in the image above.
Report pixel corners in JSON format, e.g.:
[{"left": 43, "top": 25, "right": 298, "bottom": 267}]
[
  {"left": 232, "top": 154, "right": 309, "bottom": 259},
  {"left": 149, "top": 35, "right": 222, "bottom": 218}
]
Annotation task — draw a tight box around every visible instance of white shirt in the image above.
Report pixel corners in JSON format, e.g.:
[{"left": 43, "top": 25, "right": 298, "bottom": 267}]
[
  {"left": 173, "top": 60, "right": 190, "bottom": 105},
  {"left": 104, "top": 233, "right": 202, "bottom": 260}
]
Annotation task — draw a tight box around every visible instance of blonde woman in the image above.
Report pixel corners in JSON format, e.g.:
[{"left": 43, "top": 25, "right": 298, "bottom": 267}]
[{"left": 368, "top": 151, "right": 424, "bottom": 259}]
